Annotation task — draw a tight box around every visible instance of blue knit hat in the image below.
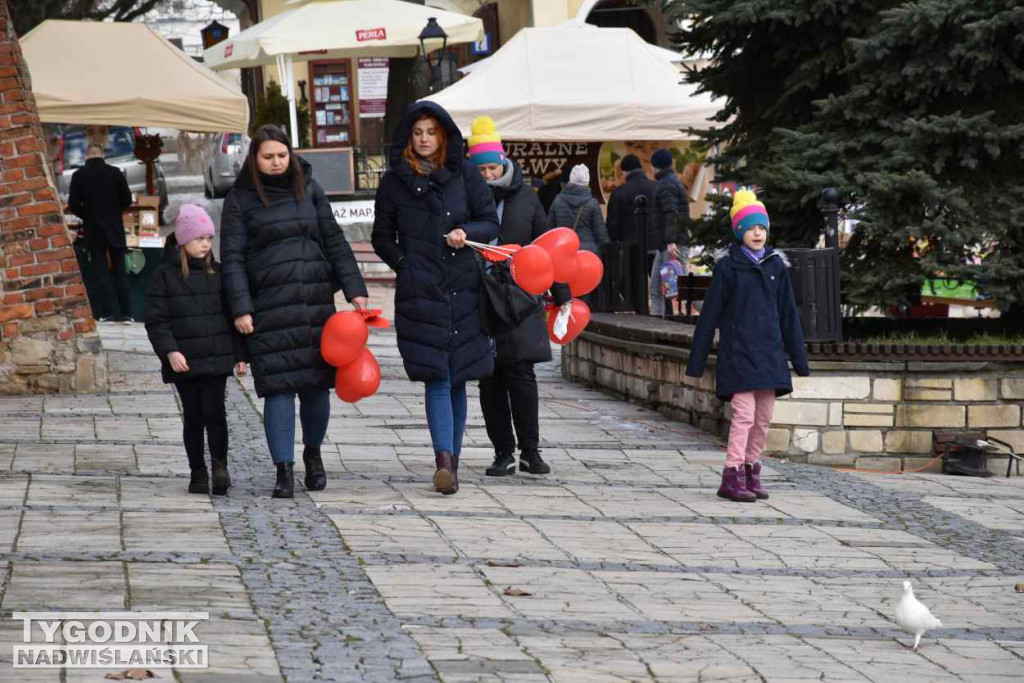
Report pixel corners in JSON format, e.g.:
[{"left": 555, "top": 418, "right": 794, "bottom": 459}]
[{"left": 651, "top": 148, "right": 674, "bottom": 170}]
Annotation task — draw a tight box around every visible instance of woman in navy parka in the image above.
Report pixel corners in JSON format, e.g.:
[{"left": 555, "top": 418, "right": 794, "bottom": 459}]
[{"left": 372, "top": 102, "right": 499, "bottom": 496}]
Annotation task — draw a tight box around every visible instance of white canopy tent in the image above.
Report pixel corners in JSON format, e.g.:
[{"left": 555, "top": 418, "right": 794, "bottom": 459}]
[
  {"left": 203, "top": 0, "right": 484, "bottom": 141},
  {"left": 20, "top": 20, "right": 249, "bottom": 133},
  {"left": 425, "top": 25, "right": 721, "bottom": 141}
]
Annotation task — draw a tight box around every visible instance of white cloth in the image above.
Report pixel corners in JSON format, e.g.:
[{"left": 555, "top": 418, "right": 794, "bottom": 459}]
[
  {"left": 569, "top": 164, "right": 590, "bottom": 187},
  {"left": 553, "top": 301, "right": 573, "bottom": 340}
]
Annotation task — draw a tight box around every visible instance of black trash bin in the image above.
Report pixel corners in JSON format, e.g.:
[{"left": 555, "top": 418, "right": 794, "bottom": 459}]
[{"left": 786, "top": 247, "right": 842, "bottom": 343}]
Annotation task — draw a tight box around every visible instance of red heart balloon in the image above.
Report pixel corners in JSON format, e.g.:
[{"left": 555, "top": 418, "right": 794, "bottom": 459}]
[
  {"left": 532, "top": 227, "right": 580, "bottom": 282},
  {"left": 334, "top": 348, "right": 381, "bottom": 403},
  {"left": 321, "top": 311, "right": 368, "bottom": 367},
  {"left": 568, "top": 251, "right": 604, "bottom": 297},
  {"left": 510, "top": 244, "right": 555, "bottom": 295},
  {"left": 546, "top": 299, "right": 591, "bottom": 345}
]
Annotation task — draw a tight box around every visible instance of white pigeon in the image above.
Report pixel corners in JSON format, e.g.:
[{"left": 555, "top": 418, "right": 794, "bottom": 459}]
[{"left": 894, "top": 580, "right": 942, "bottom": 651}]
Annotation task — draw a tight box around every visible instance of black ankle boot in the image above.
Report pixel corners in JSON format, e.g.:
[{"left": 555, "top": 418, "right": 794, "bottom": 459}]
[
  {"left": 302, "top": 446, "right": 326, "bottom": 491},
  {"left": 519, "top": 449, "right": 550, "bottom": 474},
  {"left": 272, "top": 462, "right": 294, "bottom": 498},
  {"left": 211, "top": 458, "right": 231, "bottom": 496},
  {"left": 486, "top": 453, "right": 517, "bottom": 477},
  {"left": 188, "top": 468, "right": 209, "bottom": 494}
]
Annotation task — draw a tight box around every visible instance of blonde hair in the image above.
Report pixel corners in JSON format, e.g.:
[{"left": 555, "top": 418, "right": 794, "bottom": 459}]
[
  {"left": 402, "top": 115, "right": 447, "bottom": 176},
  {"left": 180, "top": 248, "right": 215, "bottom": 279}
]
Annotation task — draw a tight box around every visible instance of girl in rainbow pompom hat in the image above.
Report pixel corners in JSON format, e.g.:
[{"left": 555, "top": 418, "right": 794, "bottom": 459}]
[{"left": 685, "top": 189, "right": 809, "bottom": 502}]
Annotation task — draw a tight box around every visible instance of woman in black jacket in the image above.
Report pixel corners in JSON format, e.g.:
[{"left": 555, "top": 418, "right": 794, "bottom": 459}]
[
  {"left": 467, "top": 116, "right": 569, "bottom": 477},
  {"left": 372, "top": 103, "right": 499, "bottom": 495},
  {"left": 221, "top": 125, "right": 368, "bottom": 499},
  {"left": 145, "top": 204, "right": 247, "bottom": 496}
]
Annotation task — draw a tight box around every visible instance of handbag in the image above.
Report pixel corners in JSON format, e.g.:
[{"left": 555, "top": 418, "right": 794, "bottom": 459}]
[{"left": 478, "top": 258, "right": 543, "bottom": 337}]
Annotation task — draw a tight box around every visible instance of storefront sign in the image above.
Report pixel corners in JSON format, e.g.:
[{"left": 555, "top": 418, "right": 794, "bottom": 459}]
[
  {"left": 330, "top": 200, "right": 375, "bottom": 225},
  {"left": 356, "top": 28, "right": 387, "bottom": 42},
  {"left": 357, "top": 58, "right": 389, "bottom": 119},
  {"left": 506, "top": 140, "right": 706, "bottom": 210}
]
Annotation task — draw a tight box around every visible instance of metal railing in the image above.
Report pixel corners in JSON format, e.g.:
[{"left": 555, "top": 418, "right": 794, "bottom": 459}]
[{"left": 353, "top": 144, "right": 388, "bottom": 193}]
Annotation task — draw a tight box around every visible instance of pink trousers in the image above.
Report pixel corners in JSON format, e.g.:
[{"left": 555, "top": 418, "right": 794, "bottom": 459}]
[{"left": 726, "top": 390, "right": 776, "bottom": 468}]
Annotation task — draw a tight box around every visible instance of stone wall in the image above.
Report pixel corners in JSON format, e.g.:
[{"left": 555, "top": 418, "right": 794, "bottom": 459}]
[
  {"left": 0, "top": 2, "right": 106, "bottom": 393},
  {"left": 562, "top": 315, "right": 1024, "bottom": 472}
]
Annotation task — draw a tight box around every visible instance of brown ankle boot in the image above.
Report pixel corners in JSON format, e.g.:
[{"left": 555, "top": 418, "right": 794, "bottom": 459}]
[{"left": 434, "top": 451, "right": 457, "bottom": 495}]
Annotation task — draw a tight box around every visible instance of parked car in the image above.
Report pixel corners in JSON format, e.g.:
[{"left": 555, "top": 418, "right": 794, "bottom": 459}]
[
  {"left": 52, "top": 125, "right": 169, "bottom": 210},
  {"left": 204, "top": 132, "right": 249, "bottom": 198}
]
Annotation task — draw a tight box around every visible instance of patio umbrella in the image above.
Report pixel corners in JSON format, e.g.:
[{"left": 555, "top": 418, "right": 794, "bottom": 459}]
[{"left": 203, "top": 0, "right": 484, "bottom": 141}]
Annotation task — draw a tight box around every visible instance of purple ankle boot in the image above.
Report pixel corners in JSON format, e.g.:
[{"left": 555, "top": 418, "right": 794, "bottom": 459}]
[
  {"left": 745, "top": 461, "right": 769, "bottom": 500},
  {"left": 717, "top": 466, "right": 757, "bottom": 502}
]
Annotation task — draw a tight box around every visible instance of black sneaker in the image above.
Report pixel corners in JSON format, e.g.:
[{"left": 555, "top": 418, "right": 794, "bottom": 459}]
[
  {"left": 485, "top": 453, "right": 517, "bottom": 477},
  {"left": 188, "top": 468, "right": 209, "bottom": 494},
  {"left": 519, "top": 450, "right": 550, "bottom": 475}
]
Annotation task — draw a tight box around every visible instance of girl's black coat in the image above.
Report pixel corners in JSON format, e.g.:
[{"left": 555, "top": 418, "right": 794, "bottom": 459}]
[
  {"left": 220, "top": 157, "right": 368, "bottom": 397},
  {"left": 144, "top": 235, "right": 246, "bottom": 385},
  {"left": 685, "top": 244, "right": 810, "bottom": 399},
  {"left": 489, "top": 162, "right": 570, "bottom": 366},
  {"left": 371, "top": 102, "right": 499, "bottom": 384}
]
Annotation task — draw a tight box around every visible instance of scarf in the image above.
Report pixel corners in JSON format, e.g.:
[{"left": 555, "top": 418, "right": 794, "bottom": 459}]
[
  {"left": 741, "top": 245, "right": 766, "bottom": 263},
  {"left": 485, "top": 160, "right": 515, "bottom": 189}
]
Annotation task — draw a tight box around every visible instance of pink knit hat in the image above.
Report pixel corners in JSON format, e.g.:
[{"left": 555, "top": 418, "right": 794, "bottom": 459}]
[{"left": 172, "top": 204, "right": 215, "bottom": 246}]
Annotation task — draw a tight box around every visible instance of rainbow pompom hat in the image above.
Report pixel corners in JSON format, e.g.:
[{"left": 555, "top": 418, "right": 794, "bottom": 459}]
[
  {"left": 467, "top": 116, "right": 506, "bottom": 166},
  {"left": 730, "top": 189, "right": 770, "bottom": 241}
]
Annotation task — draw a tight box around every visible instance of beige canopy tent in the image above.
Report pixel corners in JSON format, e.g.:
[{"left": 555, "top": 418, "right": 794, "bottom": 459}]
[
  {"left": 20, "top": 20, "right": 249, "bottom": 133},
  {"left": 426, "top": 25, "right": 721, "bottom": 141},
  {"left": 203, "top": 0, "right": 484, "bottom": 141}
]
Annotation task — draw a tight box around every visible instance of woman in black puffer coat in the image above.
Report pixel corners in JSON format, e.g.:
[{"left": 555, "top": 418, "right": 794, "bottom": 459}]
[
  {"left": 145, "top": 205, "right": 247, "bottom": 497},
  {"left": 372, "top": 102, "right": 499, "bottom": 495},
  {"left": 221, "top": 125, "right": 368, "bottom": 499},
  {"left": 466, "top": 116, "right": 570, "bottom": 478}
]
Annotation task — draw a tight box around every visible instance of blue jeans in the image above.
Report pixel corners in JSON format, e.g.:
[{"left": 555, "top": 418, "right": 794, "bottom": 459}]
[
  {"left": 424, "top": 371, "right": 467, "bottom": 456},
  {"left": 264, "top": 389, "right": 331, "bottom": 464}
]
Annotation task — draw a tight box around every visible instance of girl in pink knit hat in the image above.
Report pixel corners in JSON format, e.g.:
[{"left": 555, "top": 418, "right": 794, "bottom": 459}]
[{"left": 144, "top": 202, "right": 248, "bottom": 496}]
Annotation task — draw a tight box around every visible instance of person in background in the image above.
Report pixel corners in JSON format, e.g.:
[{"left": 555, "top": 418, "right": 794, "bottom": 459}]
[
  {"left": 649, "top": 148, "right": 689, "bottom": 316},
  {"left": 68, "top": 142, "right": 133, "bottom": 322},
  {"left": 547, "top": 164, "right": 608, "bottom": 254},
  {"left": 468, "top": 116, "right": 570, "bottom": 477},
  {"left": 605, "top": 153, "right": 657, "bottom": 243},
  {"left": 685, "top": 190, "right": 809, "bottom": 502},
  {"left": 221, "top": 125, "right": 368, "bottom": 499},
  {"left": 144, "top": 203, "right": 247, "bottom": 496},
  {"left": 537, "top": 167, "right": 567, "bottom": 215},
  {"left": 372, "top": 103, "right": 499, "bottom": 496}
]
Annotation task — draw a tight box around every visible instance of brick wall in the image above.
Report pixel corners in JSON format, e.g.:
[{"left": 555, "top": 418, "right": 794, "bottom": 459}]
[{"left": 0, "top": 1, "right": 106, "bottom": 393}]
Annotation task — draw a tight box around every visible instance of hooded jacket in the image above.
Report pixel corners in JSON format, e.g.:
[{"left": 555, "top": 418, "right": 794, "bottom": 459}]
[
  {"left": 144, "top": 234, "right": 246, "bottom": 385},
  {"left": 685, "top": 243, "right": 809, "bottom": 399},
  {"left": 547, "top": 183, "right": 608, "bottom": 253},
  {"left": 371, "top": 101, "right": 499, "bottom": 384},
  {"left": 652, "top": 167, "right": 689, "bottom": 251},
  {"left": 605, "top": 169, "right": 657, "bottom": 243},
  {"left": 220, "top": 156, "right": 368, "bottom": 397},
  {"left": 488, "top": 161, "right": 570, "bottom": 366}
]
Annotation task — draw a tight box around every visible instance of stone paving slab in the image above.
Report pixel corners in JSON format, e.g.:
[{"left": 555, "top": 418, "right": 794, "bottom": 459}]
[{"left": 0, "top": 309, "right": 1022, "bottom": 681}]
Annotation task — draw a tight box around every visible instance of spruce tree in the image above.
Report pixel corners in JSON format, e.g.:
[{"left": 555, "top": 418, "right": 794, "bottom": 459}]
[
  {"left": 667, "top": 0, "right": 1024, "bottom": 313},
  {"left": 774, "top": 0, "right": 1024, "bottom": 311},
  {"left": 664, "top": 0, "right": 895, "bottom": 252}
]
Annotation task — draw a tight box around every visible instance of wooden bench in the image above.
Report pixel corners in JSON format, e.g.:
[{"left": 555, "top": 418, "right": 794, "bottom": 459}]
[
  {"left": 350, "top": 242, "right": 395, "bottom": 283},
  {"left": 676, "top": 273, "right": 713, "bottom": 316}
]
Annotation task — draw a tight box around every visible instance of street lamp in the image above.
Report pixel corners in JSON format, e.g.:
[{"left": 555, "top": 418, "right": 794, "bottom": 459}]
[{"left": 418, "top": 17, "right": 449, "bottom": 91}]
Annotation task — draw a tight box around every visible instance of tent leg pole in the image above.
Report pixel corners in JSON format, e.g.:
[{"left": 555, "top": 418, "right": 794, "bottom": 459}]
[{"left": 285, "top": 55, "right": 299, "bottom": 146}]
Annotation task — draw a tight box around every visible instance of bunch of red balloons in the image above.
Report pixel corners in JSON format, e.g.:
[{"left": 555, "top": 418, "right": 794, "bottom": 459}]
[
  {"left": 508, "top": 227, "right": 601, "bottom": 344},
  {"left": 321, "top": 310, "right": 385, "bottom": 403}
]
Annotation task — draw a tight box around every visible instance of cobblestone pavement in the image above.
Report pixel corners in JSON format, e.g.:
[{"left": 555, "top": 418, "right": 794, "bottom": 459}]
[{"left": 0, "top": 287, "right": 1022, "bottom": 682}]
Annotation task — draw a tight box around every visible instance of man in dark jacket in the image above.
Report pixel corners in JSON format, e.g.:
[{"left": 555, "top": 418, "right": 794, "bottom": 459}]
[
  {"left": 604, "top": 154, "right": 656, "bottom": 243},
  {"left": 69, "top": 143, "right": 133, "bottom": 321},
  {"left": 649, "top": 148, "right": 689, "bottom": 316}
]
